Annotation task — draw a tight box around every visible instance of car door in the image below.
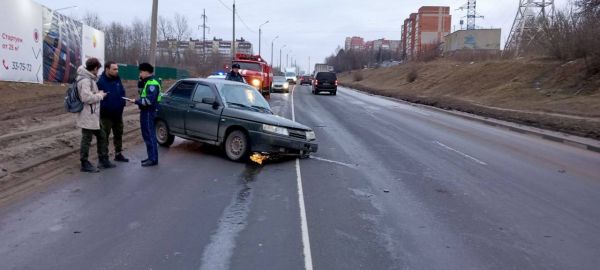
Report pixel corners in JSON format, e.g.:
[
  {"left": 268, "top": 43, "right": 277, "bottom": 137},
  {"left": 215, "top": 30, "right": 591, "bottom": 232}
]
[
  {"left": 185, "top": 83, "right": 223, "bottom": 141},
  {"left": 160, "top": 81, "right": 196, "bottom": 134}
]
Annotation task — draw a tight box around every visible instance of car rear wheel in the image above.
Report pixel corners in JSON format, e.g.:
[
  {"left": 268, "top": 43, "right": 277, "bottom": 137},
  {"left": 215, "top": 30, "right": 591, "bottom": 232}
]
[
  {"left": 155, "top": 120, "right": 175, "bottom": 147},
  {"left": 225, "top": 130, "right": 249, "bottom": 161}
]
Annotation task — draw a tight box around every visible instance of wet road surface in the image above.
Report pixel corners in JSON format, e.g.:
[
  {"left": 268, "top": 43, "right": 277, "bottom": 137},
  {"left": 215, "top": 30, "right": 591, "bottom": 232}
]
[{"left": 1, "top": 85, "right": 599, "bottom": 270}]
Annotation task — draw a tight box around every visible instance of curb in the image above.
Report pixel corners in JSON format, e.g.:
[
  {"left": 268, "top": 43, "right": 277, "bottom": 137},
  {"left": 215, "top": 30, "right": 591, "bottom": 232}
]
[{"left": 342, "top": 86, "right": 600, "bottom": 154}]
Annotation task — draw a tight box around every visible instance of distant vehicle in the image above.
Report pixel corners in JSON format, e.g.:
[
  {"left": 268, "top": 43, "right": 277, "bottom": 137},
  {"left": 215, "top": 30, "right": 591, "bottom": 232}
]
[
  {"left": 312, "top": 71, "right": 337, "bottom": 95},
  {"left": 232, "top": 53, "right": 273, "bottom": 98},
  {"left": 285, "top": 67, "right": 297, "bottom": 84},
  {"left": 299, "top": 75, "right": 312, "bottom": 85},
  {"left": 313, "top": 64, "right": 333, "bottom": 75},
  {"left": 271, "top": 76, "right": 290, "bottom": 93},
  {"left": 156, "top": 78, "right": 318, "bottom": 161}
]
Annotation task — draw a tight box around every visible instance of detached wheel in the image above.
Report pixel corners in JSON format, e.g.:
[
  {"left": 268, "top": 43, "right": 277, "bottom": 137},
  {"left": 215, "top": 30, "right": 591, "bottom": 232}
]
[
  {"left": 156, "top": 120, "right": 175, "bottom": 147},
  {"left": 225, "top": 130, "right": 249, "bottom": 161}
]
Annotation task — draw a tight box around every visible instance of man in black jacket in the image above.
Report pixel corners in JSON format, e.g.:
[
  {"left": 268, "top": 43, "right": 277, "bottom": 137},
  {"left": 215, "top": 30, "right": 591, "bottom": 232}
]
[
  {"left": 225, "top": 63, "right": 246, "bottom": 83},
  {"left": 97, "top": 61, "right": 129, "bottom": 162}
]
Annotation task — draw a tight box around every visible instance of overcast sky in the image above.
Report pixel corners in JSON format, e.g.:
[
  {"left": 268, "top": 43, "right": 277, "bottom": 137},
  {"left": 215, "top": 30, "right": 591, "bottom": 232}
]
[{"left": 36, "top": 0, "right": 570, "bottom": 72}]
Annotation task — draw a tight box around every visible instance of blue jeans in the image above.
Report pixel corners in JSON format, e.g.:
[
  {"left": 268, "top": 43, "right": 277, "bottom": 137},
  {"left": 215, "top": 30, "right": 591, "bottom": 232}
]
[{"left": 140, "top": 109, "right": 158, "bottom": 162}]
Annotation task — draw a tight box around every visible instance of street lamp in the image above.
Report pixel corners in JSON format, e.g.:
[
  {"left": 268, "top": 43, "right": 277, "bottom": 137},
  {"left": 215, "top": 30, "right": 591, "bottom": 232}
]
[
  {"left": 258, "top": 20, "right": 269, "bottom": 56},
  {"left": 271, "top": 35, "right": 279, "bottom": 69},
  {"left": 279, "top": 44, "right": 287, "bottom": 72},
  {"left": 54, "top": 5, "right": 78, "bottom": 12}
]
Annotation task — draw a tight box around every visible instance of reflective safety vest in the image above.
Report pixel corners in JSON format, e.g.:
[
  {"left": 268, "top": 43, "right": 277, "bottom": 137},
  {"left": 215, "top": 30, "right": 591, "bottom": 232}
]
[{"left": 141, "top": 79, "right": 162, "bottom": 103}]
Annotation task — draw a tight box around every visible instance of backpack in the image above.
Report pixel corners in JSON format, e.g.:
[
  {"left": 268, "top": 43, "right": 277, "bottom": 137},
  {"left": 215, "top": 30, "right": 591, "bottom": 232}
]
[{"left": 64, "top": 78, "right": 90, "bottom": 113}]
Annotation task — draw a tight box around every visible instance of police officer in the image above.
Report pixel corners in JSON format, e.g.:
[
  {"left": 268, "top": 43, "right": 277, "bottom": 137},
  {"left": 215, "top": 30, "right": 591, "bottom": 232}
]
[
  {"left": 130, "top": 63, "right": 161, "bottom": 167},
  {"left": 225, "top": 63, "right": 246, "bottom": 83}
]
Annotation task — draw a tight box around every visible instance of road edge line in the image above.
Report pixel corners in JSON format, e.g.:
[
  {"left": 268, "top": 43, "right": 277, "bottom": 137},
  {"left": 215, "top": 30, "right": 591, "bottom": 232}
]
[{"left": 291, "top": 85, "right": 314, "bottom": 270}]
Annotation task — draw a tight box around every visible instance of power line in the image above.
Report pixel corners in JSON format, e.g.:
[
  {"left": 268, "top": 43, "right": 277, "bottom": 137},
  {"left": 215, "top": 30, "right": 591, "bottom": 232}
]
[
  {"left": 236, "top": 11, "right": 256, "bottom": 33},
  {"left": 214, "top": 0, "right": 255, "bottom": 33},
  {"left": 215, "top": 0, "right": 232, "bottom": 11}
]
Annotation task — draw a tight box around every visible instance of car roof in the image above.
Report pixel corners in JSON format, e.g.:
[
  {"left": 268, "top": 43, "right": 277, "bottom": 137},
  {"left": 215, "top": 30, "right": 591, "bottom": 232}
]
[{"left": 182, "top": 78, "right": 248, "bottom": 88}]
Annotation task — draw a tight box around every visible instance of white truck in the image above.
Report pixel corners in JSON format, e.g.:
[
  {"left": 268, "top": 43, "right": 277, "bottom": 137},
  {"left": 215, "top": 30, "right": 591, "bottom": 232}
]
[
  {"left": 313, "top": 64, "right": 333, "bottom": 75},
  {"left": 285, "top": 67, "right": 298, "bottom": 84}
]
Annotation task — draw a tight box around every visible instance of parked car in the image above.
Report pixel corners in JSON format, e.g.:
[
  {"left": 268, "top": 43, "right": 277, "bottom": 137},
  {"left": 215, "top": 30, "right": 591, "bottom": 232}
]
[
  {"left": 271, "top": 76, "right": 290, "bottom": 93},
  {"left": 312, "top": 71, "right": 337, "bottom": 95},
  {"left": 156, "top": 78, "right": 318, "bottom": 161},
  {"left": 299, "top": 75, "right": 312, "bottom": 85}
]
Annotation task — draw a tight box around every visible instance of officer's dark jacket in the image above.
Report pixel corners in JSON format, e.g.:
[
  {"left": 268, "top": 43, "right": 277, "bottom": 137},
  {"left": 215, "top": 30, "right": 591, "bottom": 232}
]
[
  {"left": 225, "top": 71, "right": 245, "bottom": 83},
  {"left": 135, "top": 76, "right": 160, "bottom": 111}
]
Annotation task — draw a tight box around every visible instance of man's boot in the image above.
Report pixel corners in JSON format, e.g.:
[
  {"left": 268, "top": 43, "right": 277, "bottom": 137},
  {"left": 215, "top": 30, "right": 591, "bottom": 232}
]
[
  {"left": 99, "top": 158, "right": 117, "bottom": 169},
  {"left": 114, "top": 153, "right": 129, "bottom": 162},
  {"left": 81, "top": 160, "right": 100, "bottom": 173}
]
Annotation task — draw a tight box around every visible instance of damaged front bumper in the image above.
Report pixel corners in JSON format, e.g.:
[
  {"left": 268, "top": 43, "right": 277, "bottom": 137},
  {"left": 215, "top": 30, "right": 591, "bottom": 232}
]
[{"left": 248, "top": 130, "right": 318, "bottom": 156}]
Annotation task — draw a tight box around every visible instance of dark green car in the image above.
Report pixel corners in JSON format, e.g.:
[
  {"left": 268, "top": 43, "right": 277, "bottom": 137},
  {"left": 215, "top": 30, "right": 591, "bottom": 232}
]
[{"left": 155, "top": 78, "right": 318, "bottom": 161}]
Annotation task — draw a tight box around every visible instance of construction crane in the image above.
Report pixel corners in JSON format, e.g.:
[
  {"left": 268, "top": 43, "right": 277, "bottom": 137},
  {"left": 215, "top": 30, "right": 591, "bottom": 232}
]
[
  {"left": 504, "top": 0, "right": 555, "bottom": 56},
  {"left": 456, "top": 1, "right": 484, "bottom": 30}
]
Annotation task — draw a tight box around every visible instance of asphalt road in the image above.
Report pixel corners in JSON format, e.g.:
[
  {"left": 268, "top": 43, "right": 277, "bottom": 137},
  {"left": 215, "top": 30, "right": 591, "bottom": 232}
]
[{"left": 1, "top": 85, "right": 599, "bottom": 270}]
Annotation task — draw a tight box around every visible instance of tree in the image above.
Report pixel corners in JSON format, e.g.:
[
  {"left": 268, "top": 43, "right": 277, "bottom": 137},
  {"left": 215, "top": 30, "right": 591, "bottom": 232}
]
[
  {"left": 158, "top": 15, "right": 174, "bottom": 41},
  {"left": 82, "top": 11, "right": 103, "bottom": 29},
  {"left": 173, "top": 13, "right": 190, "bottom": 42}
]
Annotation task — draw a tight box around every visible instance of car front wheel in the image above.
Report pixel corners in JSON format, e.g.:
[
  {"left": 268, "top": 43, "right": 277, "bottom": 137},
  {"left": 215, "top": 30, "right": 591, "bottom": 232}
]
[
  {"left": 225, "top": 130, "right": 249, "bottom": 161},
  {"left": 156, "top": 120, "right": 175, "bottom": 147}
]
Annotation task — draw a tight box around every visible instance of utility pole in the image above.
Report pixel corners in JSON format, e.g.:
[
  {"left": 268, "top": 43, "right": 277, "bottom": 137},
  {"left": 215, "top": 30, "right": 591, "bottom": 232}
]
[
  {"left": 200, "top": 9, "right": 208, "bottom": 61},
  {"left": 308, "top": 56, "right": 310, "bottom": 75},
  {"left": 271, "top": 35, "right": 278, "bottom": 69},
  {"left": 149, "top": 0, "right": 158, "bottom": 66},
  {"left": 279, "top": 44, "right": 286, "bottom": 72},
  {"left": 232, "top": 0, "right": 236, "bottom": 61}
]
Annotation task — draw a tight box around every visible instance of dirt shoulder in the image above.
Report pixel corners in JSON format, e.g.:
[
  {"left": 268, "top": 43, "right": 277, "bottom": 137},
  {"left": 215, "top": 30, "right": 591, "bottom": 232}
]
[
  {"left": 339, "top": 58, "right": 600, "bottom": 139},
  {"left": 0, "top": 80, "right": 174, "bottom": 196}
]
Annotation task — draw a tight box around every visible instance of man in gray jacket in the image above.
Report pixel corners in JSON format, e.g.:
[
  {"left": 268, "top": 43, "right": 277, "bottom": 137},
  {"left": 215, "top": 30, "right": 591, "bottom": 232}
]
[{"left": 76, "top": 58, "right": 116, "bottom": 172}]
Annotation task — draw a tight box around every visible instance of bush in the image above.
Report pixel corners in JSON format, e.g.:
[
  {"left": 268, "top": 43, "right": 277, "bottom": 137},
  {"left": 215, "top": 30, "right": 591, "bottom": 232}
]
[
  {"left": 407, "top": 68, "right": 418, "bottom": 83},
  {"left": 353, "top": 72, "right": 364, "bottom": 82},
  {"left": 531, "top": 2, "right": 600, "bottom": 76}
]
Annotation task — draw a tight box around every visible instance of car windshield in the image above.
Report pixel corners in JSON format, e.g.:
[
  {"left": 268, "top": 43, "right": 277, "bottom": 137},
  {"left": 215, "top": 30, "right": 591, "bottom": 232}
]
[
  {"left": 219, "top": 83, "right": 271, "bottom": 111},
  {"left": 273, "top": 76, "right": 286, "bottom": 82},
  {"left": 285, "top": 72, "right": 296, "bottom": 77},
  {"left": 233, "top": 62, "right": 261, "bottom": 72}
]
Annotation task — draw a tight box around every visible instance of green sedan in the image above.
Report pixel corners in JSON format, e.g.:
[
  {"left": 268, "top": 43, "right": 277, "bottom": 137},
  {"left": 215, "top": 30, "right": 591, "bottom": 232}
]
[{"left": 155, "top": 78, "right": 318, "bottom": 161}]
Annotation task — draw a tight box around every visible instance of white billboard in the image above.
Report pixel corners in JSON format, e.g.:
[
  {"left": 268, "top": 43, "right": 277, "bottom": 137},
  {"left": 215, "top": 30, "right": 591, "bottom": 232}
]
[
  {"left": 0, "top": 0, "right": 43, "bottom": 83},
  {"left": 82, "top": 25, "right": 105, "bottom": 74}
]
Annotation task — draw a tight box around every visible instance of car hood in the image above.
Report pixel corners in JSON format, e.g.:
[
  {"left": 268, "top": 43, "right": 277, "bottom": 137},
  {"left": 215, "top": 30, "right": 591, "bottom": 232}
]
[{"left": 222, "top": 108, "right": 312, "bottom": 131}]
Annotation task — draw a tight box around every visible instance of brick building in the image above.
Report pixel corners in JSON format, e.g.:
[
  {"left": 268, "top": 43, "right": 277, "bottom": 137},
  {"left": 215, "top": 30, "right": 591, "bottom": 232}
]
[
  {"left": 401, "top": 6, "right": 451, "bottom": 60},
  {"left": 344, "top": 36, "right": 365, "bottom": 51}
]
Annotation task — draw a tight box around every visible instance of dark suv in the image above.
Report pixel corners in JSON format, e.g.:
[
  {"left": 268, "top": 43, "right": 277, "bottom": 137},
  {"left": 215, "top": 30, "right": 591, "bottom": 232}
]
[
  {"left": 299, "top": 75, "right": 312, "bottom": 85},
  {"left": 312, "top": 72, "right": 337, "bottom": 95}
]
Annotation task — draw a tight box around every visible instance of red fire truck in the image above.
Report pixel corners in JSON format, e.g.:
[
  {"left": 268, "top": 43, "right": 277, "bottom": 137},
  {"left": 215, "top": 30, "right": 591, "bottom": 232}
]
[{"left": 232, "top": 53, "right": 273, "bottom": 98}]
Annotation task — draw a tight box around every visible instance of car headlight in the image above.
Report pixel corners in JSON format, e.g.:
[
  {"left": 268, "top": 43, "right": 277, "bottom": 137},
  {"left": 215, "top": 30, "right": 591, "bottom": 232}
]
[
  {"left": 251, "top": 79, "right": 261, "bottom": 87},
  {"left": 306, "top": 131, "right": 316, "bottom": 141},
  {"left": 283, "top": 82, "right": 289, "bottom": 89},
  {"left": 263, "top": 124, "right": 289, "bottom": 136}
]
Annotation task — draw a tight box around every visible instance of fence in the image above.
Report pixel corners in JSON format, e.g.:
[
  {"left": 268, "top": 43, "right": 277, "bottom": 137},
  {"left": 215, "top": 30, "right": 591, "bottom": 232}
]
[{"left": 117, "top": 64, "right": 190, "bottom": 81}]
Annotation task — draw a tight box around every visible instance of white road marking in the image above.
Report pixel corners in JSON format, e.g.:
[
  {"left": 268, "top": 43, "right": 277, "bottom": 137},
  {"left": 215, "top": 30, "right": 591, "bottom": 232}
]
[
  {"left": 309, "top": 156, "right": 357, "bottom": 168},
  {"left": 291, "top": 85, "right": 315, "bottom": 270},
  {"left": 433, "top": 140, "right": 488, "bottom": 166}
]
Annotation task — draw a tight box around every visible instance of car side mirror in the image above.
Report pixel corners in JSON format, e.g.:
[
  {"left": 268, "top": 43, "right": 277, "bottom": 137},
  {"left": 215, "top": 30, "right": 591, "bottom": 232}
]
[
  {"left": 202, "top": 97, "right": 220, "bottom": 109},
  {"left": 201, "top": 97, "right": 215, "bottom": 104}
]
